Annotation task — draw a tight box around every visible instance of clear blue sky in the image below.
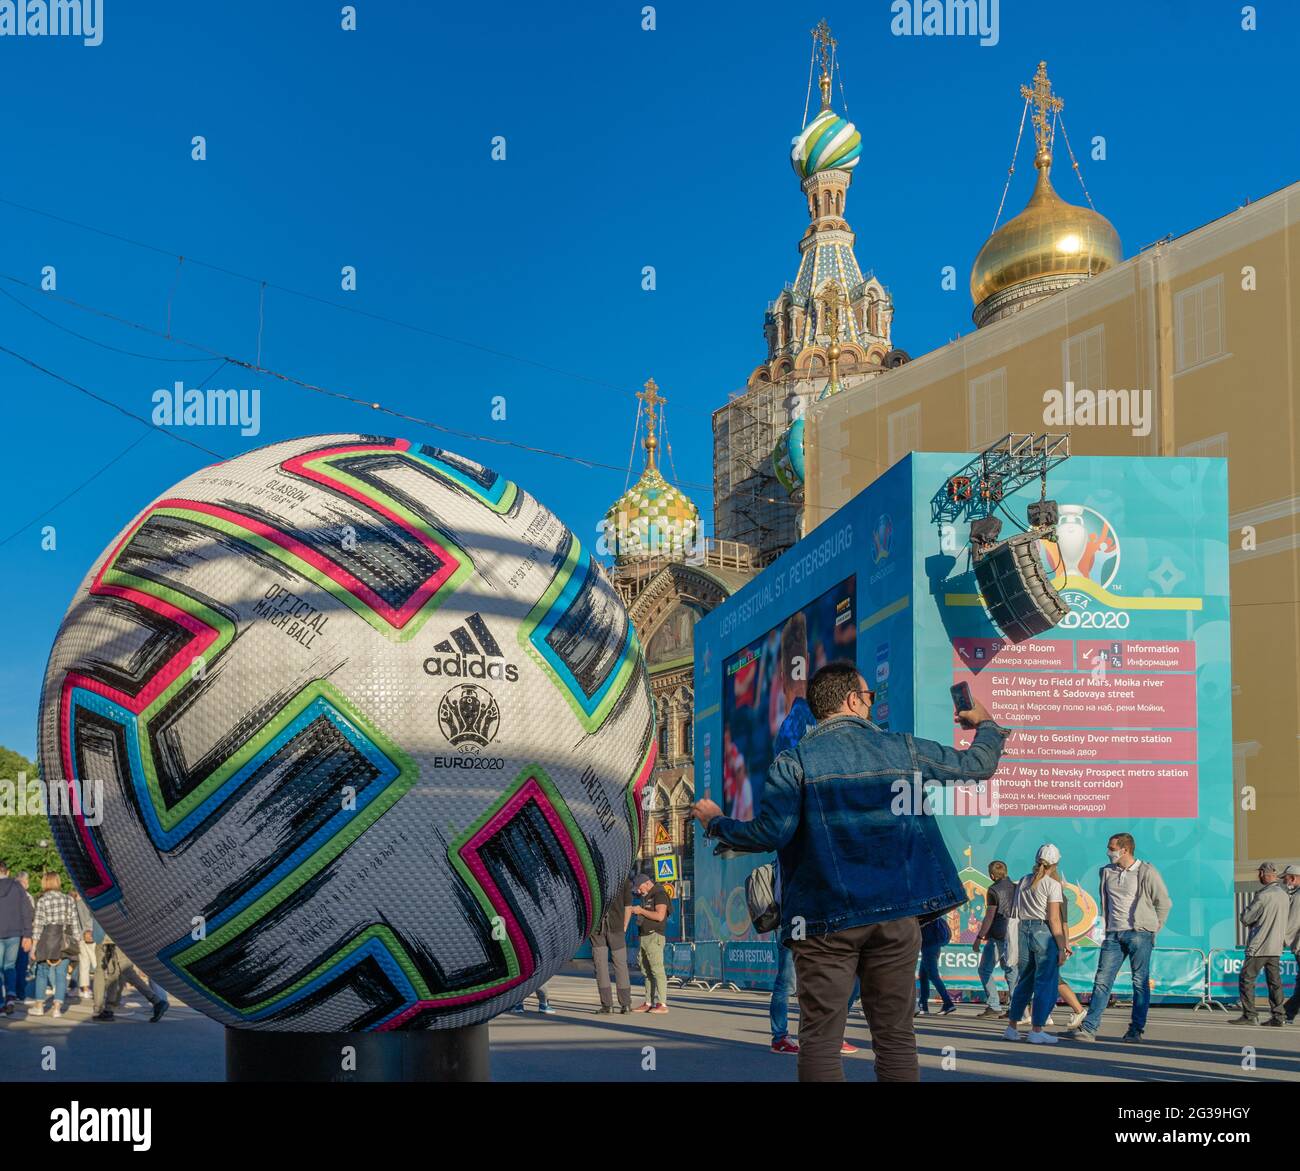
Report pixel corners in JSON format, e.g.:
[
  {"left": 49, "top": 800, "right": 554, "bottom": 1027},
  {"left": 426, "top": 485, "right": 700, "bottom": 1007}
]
[{"left": 1, "top": 0, "right": 1296, "bottom": 758}]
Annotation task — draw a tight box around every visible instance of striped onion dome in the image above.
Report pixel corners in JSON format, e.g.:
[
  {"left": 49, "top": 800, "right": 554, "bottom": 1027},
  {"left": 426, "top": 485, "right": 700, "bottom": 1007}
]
[
  {"left": 791, "top": 107, "right": 862, "bottom": 178},
  {"left": 603, "top": 465, "right": 700, "bottom": 563},
  {"left": 772, "top": 417, "right": 806, "bottom": 495}
]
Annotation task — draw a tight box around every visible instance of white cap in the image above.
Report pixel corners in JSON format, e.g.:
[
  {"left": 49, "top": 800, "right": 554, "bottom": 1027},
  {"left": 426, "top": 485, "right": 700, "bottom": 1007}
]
[{"left": 1036, "top": 843, "right": 1061, "bottom": 865}]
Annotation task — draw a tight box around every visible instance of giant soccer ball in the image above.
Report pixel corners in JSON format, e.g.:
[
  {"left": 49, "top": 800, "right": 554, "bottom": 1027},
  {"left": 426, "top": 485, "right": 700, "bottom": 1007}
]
[{"left": 37, "top": 435, "right": 655, "bottom": 1031}]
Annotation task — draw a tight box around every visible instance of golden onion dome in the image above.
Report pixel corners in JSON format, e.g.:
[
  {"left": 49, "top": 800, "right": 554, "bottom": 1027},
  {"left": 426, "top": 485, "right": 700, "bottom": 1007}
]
[{"left": 970, "top": 148, "right": 1121, "bottom": 311}]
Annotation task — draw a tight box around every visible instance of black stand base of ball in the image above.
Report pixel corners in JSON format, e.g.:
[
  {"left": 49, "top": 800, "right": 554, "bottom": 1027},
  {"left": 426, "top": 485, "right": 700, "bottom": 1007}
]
[{"left": 225, "top": 1025, "right": 490, "bottom": 1082}]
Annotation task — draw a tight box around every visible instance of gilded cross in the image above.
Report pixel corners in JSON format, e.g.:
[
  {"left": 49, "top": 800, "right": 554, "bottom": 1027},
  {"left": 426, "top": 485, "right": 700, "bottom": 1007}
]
[{"left": 1020, "top": 60, "right": 1063, "bottom": 156}]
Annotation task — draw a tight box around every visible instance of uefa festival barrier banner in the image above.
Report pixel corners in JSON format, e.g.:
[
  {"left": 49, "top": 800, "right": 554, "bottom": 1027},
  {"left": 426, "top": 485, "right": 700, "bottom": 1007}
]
[
  {"left": 1208, "top": 948, "right": 1299, "bottom": 1003},
  {"left": 694, "top": 454, "right": 1233, "bottom": 994},
  {"left": 723, "top": 941, "right": 780, "bottom": 990}
]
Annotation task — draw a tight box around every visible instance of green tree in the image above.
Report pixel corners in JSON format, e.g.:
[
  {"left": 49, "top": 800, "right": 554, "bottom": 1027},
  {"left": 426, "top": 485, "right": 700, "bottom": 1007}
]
[{"left": 0, "top": 746, "right": 72, "bottom": 891}]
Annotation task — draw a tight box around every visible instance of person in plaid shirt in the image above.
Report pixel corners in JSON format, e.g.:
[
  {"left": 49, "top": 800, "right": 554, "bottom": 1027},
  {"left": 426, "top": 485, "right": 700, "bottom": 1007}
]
[{"left": 30, "top": 873, "right": 78, "bottom": 1017}]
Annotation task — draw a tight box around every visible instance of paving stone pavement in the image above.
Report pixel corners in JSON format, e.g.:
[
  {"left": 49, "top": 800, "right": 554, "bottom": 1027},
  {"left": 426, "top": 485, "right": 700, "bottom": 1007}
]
[{"left": 2, "top": 970, "right": 1297, "bottom": 1082}]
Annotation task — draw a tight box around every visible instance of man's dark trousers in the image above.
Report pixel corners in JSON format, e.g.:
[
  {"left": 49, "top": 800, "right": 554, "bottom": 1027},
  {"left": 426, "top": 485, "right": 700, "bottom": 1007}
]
[
  {"left": 1238, "top": 954, "right": 1285, "bottom": 1022},
  {"left": 790, "top": 916, "right": 920, "bottom": 1082},
  {"left": 591, "top": 934, "right": 631, "bottom": 1010}
]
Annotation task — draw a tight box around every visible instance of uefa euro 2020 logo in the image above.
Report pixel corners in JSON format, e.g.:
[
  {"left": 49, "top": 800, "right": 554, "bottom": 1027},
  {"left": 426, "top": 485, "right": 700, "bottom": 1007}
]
[
  {"left": 438, "top": 684, "right": 501, "bottom": 751},
  {"left": 1040, "top": 504, "right": 1120, "bottom": 590},
  {"left": 871, "top": 513, "right": 893, "bottom": 565}
]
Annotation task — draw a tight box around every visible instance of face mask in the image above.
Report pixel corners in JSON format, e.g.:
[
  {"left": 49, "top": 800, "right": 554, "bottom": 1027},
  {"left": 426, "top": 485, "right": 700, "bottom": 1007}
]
[{"left": 1106, "top": 849, "right": 1121, "bottom": 863}]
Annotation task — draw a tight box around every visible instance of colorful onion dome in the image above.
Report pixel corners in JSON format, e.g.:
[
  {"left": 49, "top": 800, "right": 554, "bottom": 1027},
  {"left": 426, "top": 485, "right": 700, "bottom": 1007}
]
[
  {"left": 772, "top": 417, "right": 806, "bottom": 494},
  {"left": 603, "top": 465, "right": 700, "bottom": 562},
  {"left": 791, "top": 107, "right": 862, "bottom": 179}
]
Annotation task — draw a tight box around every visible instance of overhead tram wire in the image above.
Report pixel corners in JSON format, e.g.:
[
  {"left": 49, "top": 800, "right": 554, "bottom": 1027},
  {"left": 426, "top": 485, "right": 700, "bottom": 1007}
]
[
  {"left": 0, "top": 193, "right": 627, "bottom": 393},
  {"left": 0, "top": 358, "right": 231, "bottom": 548},
  {"left": 0, "top": 270, "right": 839, "bottom": 515},
  {"left": 0, "top": 284, "right": 213, "bottom": 363},
  {"left": 0, "top": 198, "right": 890, "bottom": 498},
  {"left": 0, "top": 343, "right": 226, "bottom": 459}
]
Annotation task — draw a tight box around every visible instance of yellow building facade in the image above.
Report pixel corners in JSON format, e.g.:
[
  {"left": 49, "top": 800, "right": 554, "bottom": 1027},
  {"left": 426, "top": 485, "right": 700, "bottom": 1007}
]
[{"left": 804, "top": 179, "right": 1300, "bottom": 879}]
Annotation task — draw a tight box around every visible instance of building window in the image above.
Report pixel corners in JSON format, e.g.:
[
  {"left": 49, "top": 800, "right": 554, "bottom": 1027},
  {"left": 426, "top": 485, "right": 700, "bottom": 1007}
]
[
  {"left": 658, "top": 722, "right": 670, "bottom": 762},
  {"left": 1174, "top": 276, "right": 1224, "bottom": 372},
  {"left": 1178, "top": 433, "right": 1228, "bottom": 459},
  {"left": 1062, "top": 324, "right": 1106, "bottom": 392},
  {"left": 968, "top": 369, "right": 1008, "bottom": 448},
  {"left": 683, "top": 719, "right": 693, "bottom": 758},
  {"left": 887, "top": 403, "right": 921, "bottom": 466}
]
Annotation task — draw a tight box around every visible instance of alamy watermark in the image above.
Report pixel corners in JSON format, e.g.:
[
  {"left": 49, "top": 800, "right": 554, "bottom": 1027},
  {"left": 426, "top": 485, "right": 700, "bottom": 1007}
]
[
  {"left": 891, "top": 772, "right": 1000, "bottom": 827},
  {"left": 0, "top": 773, "right": 102, "bottom": 825},
  {"left": 0, "top": 0, "right": 103, "bottom": 46},
  {"left": 1042, "top": 382, "right": 1152, "bottom": 438},
  {"left": 152, "top": 380, "right": 261, "bottom": 436},
  {"left": 889, "top": 0, "right": 999, "bottom": 47}
]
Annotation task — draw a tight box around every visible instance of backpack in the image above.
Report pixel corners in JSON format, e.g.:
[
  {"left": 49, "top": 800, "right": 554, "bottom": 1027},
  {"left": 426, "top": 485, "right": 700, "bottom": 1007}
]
[{"left": 745, "top": 863, "right": 780, "bottom": 934}]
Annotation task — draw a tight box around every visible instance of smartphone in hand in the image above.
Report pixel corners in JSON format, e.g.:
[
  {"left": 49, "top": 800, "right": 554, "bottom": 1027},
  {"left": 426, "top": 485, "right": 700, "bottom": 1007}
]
[{"left": 950, "top": 681, "right": 973, "bottom": 713}]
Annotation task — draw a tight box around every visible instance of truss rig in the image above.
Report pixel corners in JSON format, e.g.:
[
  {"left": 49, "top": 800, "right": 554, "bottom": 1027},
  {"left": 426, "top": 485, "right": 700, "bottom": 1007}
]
[{"left": 930, "top": 433, "right": 1071, "bottom": 555}]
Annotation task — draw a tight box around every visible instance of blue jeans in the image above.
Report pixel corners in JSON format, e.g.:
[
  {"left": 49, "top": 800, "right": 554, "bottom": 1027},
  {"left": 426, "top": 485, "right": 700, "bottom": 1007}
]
[
  {"left": 34, "top": 959, "right": 69, "bottom": 1005},
  {"left": 978, "top": 936, "right": 1017, "bottom": 1009},
  {"left": 1082, "top": 930, "right": 1154, "bottom": 1034},
  {"left": 1006, "top": 920, "right": 1059, "bottom": 1029},
  {"left": 917, "top": 942, "right": 953, "bottom": 1010},
  {"left": 771, "top": 943, "right": 795, "bottom": 1039},
  {"left": 770, "top": 945, "right": 862, "bottom": 1040},
  {"left": 0, "top": 936, "right": 18, "bottom": 999}
]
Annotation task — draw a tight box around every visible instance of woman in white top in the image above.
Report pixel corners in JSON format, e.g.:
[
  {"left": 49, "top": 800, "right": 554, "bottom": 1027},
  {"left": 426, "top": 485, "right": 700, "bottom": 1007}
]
[{"left": 1003, "top": 844, "right": 1073, "bottom": 1044}]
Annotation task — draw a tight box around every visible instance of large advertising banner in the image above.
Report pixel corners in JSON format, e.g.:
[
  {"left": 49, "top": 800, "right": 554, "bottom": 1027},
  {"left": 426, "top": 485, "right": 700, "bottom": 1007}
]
[{"left": 693, "top": 453, "right": 1233, "bottom": 980}]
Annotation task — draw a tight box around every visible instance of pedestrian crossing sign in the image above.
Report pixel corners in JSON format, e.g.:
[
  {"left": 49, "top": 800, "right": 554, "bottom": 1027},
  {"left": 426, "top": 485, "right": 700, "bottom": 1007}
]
[{"left": 655, "top": 855, "right": 678, "bottom": 882}]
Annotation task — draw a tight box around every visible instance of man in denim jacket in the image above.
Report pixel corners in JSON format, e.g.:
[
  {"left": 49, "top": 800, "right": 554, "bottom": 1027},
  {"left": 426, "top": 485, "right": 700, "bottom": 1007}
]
[{"left": 692, "top": 660, "right": 1009, "bottom": 1082}]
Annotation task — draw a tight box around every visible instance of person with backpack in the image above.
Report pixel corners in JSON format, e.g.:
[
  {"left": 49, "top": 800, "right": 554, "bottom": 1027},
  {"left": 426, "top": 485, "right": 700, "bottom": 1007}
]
[
  {"left": 1002, "top": 844, "right": 1073, "bottom": 1045},
  {"left": 973, "top": 860, "right": 1017, "bottom": 1019},
  {"left": 916, "top": 914, "right": 956, "bottom": 1015},
  {"left": 30, "top": 872, "right": 79, "bottom": 1018},
  {"left": 694, "top": 661, "right": 1009, "bottom": 1082}
]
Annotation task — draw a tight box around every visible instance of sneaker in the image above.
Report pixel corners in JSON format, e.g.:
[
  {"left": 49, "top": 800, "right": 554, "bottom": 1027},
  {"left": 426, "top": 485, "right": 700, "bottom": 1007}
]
[
  {"left": 617, "top": 1005, "right": 632, "bottom": 1014},
  {"left": 1068, "top": 1010, "right": 1087, "bottom": 1029},
  {"left": 150, "top": 1001, "right": 169, "bottom": 1023},
  {"left": 2, "top": 999, "right": 13, "bottom": 1016},
  {"left": 840, "top": 1041, "right": 859, "bottom": 1055},
  {"left": 537, "top": 1002, "right": 557, "bottom": 1015},
  {"left": 648, "top": 1004, "right": 669, "bottom": 1014},
  {"left": 1028, "top": 1030, "right": 1059, "bottom": 1045},
  {"left": 1229, "top": 1016, "right": 1258, "bottom": 1025},
  {"left": 1065, "top": 1027, "right": 1097, "bottom": 1042},
  {"left": 634, "top": 1004, "right": 653, "bottom": 1013},
  {"left": 1261, "top": 1018, "right": 1284, "bottom": 1028},
  {"left": 1121, "top": 1026, "right": 1144, "bottom": 1041},
  {"left": 29, "top": 1002, "right": 46, "bottom": 1017},
  {"left": 598, "top": 1005, "right": 614, "bottom": 1014},
  {"left": 509, "top": 1004, "right": 525, "bottom": 1015},
  {"left": 51, "top": 1005, "right": 65, "bottom": 1019},
  {"left": 771, "top": 1036, "right": 800, "bottom": 1054},
  {"left": 1002, "top": 1025, "right": 1024, "bottom": 1041},
  {"left": 977, "top": 1008, "right": 1002, "bottom": 1019},
  {"left": 939, "top": 1004, "right": 958, "bottom": 1016},
  {"left": 1044, "top": 1015, "right": 1055, "bottom": 1026},
  {"left": 914, "top": 1009, "right": 930, "bottom": 1018},
  {"left": 92, "top": 1011, "right": 114, "bottom": 1021}
]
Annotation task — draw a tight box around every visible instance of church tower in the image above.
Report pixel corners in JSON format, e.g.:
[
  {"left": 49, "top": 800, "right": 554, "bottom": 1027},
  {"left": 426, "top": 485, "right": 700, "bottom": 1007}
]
[{"left": 713, "top": 20, "right": 905, "bottom": 563}]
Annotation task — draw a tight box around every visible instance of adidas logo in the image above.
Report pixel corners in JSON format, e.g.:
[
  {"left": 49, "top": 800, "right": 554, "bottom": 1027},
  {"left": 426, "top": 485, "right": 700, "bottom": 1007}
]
[{"left": 423, "top": 613, "right": 519, "bottom": 683}]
